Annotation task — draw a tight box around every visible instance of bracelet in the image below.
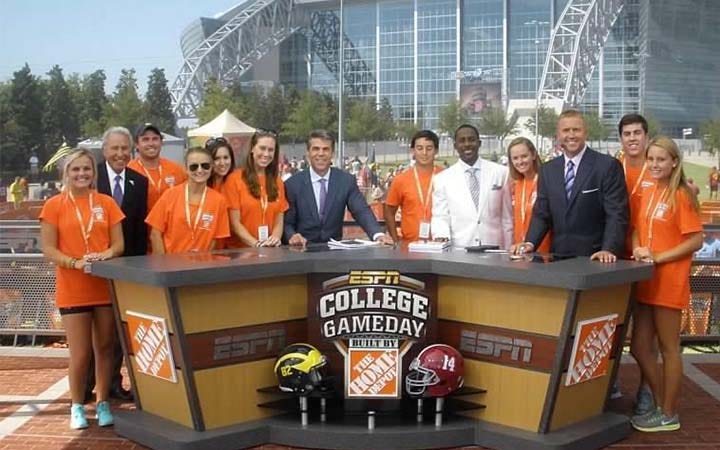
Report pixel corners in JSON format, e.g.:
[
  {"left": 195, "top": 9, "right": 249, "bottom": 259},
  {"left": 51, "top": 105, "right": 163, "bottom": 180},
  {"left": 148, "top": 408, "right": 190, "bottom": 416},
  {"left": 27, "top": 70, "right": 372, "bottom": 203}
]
[{"left": 67, "top": 257, "right": 75, "bottom": 269}]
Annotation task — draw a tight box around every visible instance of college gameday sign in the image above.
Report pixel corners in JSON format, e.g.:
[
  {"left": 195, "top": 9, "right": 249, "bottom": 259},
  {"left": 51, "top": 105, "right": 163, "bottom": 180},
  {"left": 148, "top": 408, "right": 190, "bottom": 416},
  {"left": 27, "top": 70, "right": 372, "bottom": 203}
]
[
  {"left": 565, "top": 314, "right": 618, "bottom": 386},
  {"left": 310, "top": 271, "right": 436, "bottom": 399},
  {"left": 126, "top": 311, "right": 177, "bottom": 383}
]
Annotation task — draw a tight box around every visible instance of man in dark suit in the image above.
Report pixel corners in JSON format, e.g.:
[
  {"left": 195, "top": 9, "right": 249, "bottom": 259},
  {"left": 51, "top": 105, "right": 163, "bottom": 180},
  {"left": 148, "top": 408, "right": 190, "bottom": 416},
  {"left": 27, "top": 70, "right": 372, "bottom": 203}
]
[
  {"left": 86, "top": 126, "right": 148, "bottom": 402},
  {"left": 283, "top": 130, "right": 393, "bottom": 245},
  {"left": 514, "top": 110, "right": 628, "bottom": 262}
]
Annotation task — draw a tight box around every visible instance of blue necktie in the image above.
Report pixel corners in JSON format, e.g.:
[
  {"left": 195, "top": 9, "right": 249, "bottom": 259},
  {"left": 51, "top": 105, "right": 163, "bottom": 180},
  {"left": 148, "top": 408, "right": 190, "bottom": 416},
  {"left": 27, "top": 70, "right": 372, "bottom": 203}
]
[
  {"left": 318, "top": 178, "right": 327, "bottom": 222},
  {"left": 113, "top": 175, "right": 123, "bottom": 206},
  {"left": 565, "top": 160, "right": 575, "bottom": 200}
]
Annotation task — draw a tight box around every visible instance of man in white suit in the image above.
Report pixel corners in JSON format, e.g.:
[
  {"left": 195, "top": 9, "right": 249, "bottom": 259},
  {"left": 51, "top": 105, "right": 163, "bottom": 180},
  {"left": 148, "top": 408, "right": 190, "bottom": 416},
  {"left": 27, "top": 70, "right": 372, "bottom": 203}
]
[{"left": 432, "top": 124, "right": 513, "bottom": 248}]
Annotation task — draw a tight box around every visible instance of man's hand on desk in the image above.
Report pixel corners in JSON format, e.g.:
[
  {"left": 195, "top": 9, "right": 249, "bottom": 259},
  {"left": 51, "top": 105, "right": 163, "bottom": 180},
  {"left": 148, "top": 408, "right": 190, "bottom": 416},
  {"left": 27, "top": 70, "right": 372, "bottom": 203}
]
[
  {"left": 288, "top": 233, "right": 307, "bottom": 247},
  {"left": 374, "top": 233, "right": 395, "bottom": 246},
  {"left": 590, "top": 250, "right": 617, "bottom": 263}
]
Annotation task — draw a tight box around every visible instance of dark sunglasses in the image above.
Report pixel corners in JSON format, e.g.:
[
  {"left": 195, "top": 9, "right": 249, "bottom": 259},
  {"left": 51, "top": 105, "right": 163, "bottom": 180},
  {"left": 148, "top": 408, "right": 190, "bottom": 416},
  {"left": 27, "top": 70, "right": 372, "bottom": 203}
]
[
  {"left": 188, "top": 162, "right": 212, "bottom": 172},
  {"left": 205, "top": 137, "right": 229, "bottom": 149}
]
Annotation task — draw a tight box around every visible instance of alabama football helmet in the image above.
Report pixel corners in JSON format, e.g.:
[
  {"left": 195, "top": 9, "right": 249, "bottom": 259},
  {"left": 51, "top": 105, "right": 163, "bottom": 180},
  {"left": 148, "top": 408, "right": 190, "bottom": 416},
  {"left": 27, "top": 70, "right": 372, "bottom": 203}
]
[
  {"left": 405, "top": 344, "right": 464, "bottom": 397},
  {"left": 274, "top": 343, "right": 328, "bottom": 394}
]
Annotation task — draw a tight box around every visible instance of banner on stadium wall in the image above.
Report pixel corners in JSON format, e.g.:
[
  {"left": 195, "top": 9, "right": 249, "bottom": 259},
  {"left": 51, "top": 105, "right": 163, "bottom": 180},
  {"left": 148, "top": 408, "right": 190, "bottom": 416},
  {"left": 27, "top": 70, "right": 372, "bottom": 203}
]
[
  {"left": 310, "top": 270, "right": 435, "bottom": 399},
  {"left": 126, "top": 311, "right": 177, "bottom": 383},
  {"left": 565, "top": 314, "right": 618, "bottom": 387}
]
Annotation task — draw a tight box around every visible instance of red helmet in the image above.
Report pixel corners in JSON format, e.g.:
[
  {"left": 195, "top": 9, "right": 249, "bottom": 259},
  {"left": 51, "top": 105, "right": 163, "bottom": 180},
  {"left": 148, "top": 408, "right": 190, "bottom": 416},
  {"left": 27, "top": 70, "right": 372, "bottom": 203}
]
[{"left": 405, "top": 344, "right": 464, "bottom": 397}]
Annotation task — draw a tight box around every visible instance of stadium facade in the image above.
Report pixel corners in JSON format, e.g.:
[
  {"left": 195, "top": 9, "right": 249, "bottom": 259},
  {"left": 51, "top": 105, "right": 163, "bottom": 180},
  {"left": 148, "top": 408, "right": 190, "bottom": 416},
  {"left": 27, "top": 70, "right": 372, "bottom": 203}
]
[{"left": 174, "top": 0, "right": 719, "bottom": 137}]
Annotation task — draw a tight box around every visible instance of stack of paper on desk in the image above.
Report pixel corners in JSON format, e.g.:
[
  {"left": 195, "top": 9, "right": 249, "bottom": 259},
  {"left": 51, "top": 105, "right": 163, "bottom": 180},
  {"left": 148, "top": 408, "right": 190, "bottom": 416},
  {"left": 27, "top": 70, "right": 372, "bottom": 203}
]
[
  {"left": 327, "top": 239, "right": 380, "bottom": 250},
  {"left": 408, "top": 240, "right": 451, "bottom": 253}
]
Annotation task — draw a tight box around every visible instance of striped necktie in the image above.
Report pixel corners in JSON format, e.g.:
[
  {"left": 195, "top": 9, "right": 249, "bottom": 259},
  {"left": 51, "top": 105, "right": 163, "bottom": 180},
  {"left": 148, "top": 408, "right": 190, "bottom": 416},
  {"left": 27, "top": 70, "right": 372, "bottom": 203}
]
[
  {"left": 467, "top": 167, "right": 480, "bottom": 208},
  {"left": 565, "top": 160, "right": 575, "bottom": 200}
]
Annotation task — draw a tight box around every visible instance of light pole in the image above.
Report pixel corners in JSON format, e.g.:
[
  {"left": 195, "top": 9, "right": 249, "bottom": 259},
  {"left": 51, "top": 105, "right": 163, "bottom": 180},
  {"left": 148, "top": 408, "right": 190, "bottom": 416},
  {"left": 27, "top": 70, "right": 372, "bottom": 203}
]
[
  {"left": 524, "top": 20, "right": 549, "bottom": 151},
  {"left": 337, "top": 0, "right": 345, "bottom": 167}
]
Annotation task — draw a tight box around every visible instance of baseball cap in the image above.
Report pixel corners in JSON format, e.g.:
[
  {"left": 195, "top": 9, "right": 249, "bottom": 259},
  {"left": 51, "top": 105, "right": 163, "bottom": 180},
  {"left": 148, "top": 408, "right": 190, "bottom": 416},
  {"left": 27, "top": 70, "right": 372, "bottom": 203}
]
[{"left": 135, "top": 123, "right": 163, "bottom": 140}]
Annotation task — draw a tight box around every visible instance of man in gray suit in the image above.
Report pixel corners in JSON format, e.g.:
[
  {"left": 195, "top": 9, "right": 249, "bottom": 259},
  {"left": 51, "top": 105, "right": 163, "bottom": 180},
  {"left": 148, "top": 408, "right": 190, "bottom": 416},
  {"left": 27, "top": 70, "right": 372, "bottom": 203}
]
[{"left": 283, "top": 130, "right": 394, "bottom": 245}]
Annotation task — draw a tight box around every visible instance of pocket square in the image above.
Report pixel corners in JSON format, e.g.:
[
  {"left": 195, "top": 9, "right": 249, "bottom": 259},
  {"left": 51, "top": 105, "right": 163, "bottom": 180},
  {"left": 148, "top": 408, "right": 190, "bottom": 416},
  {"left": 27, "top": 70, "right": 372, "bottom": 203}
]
[
  {"left": 581, "top": 188, "right": 599, "bottom": 194},
  {"left": 491, "top": 184, "right": 503, "bottom": 190}
]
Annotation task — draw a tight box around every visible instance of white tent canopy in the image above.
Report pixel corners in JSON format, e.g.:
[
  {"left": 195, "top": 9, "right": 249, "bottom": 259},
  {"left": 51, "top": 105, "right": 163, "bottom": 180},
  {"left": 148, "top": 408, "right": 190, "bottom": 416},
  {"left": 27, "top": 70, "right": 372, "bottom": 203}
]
[{"left": 187, "top": 109, "right": 255, "bottom": 137}]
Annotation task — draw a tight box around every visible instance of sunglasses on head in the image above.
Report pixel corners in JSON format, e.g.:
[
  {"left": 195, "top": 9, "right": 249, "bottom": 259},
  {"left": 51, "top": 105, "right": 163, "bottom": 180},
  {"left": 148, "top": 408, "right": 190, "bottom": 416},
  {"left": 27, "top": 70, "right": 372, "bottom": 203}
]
[
  {"left": 188, "top": 162, "right": 212, "bottom": 172},
  {"left": 255, "top": 128, "right": 278, "bottom": 137},
  {"left": 205, "top": 137, "right": 229, "bottom": 149}
]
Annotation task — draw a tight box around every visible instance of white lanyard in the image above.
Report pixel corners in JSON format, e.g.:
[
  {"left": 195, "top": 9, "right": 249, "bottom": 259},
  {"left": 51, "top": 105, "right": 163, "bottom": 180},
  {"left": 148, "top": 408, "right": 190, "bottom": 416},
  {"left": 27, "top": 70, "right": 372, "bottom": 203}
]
[
  {"left": 185, "top": 184, "right": 207, "bottom": 243},
  {"left": 520, "top": 174, "right": 537, "bottom": 226},
  {"left": 623, "top": 159, "right": 647, "bottom": 196},
  {"left": 412, "top": 167, "right": 434, "bottom": 221},
  {"left": 67, "top": 191, "right": 95, "bottom": 254},
  {"left": 138, "top": 159, "right": 163, "bottom": 190},
  {"left": 644, "top": 186, "right": 668, "bottom": 245}
]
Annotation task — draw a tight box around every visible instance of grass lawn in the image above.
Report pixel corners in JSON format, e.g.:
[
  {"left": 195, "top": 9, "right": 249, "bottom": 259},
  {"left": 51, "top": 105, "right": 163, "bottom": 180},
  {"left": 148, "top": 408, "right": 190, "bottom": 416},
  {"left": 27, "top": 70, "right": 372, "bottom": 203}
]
[{"left": 684, "top": 161, "right": 712, "bottom": 201}]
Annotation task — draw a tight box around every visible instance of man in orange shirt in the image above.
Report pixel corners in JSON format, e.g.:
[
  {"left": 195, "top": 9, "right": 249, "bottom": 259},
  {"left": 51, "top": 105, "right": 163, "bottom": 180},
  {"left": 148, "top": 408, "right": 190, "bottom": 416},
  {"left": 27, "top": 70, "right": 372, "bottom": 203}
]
[
  {"left": 384, "top": 130, "right": 443, "bottom": 242},
  {"left": 616, "top": 113, "right": 655, "bottom": 414},
  {"left": 127, "top": 124, "right": 186, "bottom": 212}
]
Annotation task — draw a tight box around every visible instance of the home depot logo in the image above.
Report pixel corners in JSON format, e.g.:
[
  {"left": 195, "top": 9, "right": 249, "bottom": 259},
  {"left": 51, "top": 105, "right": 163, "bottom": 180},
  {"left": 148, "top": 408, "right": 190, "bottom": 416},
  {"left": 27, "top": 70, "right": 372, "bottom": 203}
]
[
  {"left": 126, "top": 311, "right": 176, "bottom": 383},
  {"left": 565, "top": 314, "right": 618, "bottom": 386}
]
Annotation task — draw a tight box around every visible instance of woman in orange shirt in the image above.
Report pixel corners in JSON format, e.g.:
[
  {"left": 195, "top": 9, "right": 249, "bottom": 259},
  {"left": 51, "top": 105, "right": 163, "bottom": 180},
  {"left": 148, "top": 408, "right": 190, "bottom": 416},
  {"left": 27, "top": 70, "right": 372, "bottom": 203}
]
[
  {"left": 630, "top": 137, "right": 703, "bottom": 432},
  {"left": 507, "top": 137, "right": 550, "bottom": 253},
  {"left": 206, "top": 137, "right": 236, "bottom": 192},
  {"left": 146, "top": 147, "right": 230, "bottom": 253},
  {"left": 224, "top": 131, "right": 288, "bottom": 247},
  {"left": 40, "top": 149, "right": 124, "bottom": 430}
]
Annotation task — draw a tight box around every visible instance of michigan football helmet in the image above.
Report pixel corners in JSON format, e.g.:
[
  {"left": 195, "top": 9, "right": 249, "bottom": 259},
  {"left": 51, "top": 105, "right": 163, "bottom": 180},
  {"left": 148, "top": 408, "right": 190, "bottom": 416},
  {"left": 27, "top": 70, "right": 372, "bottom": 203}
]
[
  {"left": 274, "top": 343, "right": 328, "bottom": 394},
  {"left": 405, "top": 344, "right": 464, "bottom": 397}
]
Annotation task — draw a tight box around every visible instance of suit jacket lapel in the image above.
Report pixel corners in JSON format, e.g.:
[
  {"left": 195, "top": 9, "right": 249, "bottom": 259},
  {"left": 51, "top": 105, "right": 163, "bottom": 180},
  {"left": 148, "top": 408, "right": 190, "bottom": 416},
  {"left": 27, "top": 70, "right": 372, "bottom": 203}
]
[
  {"left": 323, "top": 168, "right": 339, "bottom": 223},
  {"left": 567, "top": 148, "right": 595, "bottom": 209},
  {"left": 122, "top": 174, "right": 135, "bottom": 210},
  {"left": 97, "top": 165, "right": 111, "bottom": 196},
  {"left": 475, "top": 160, "right": 491, "bottom": 221}
]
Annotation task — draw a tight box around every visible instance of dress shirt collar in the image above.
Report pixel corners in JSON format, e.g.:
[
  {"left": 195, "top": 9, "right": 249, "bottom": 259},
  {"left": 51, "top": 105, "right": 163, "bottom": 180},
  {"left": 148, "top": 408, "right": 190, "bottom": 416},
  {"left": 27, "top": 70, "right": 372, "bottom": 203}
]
[
  {"left": 563, "top": 145, "right": 587, "bottom": 169},
  {"left": 458, "top": 157, "right": 482, "bottom": 172},
  {"left": 105, "top": 162, "right": 126, "bottom": 185},
  {"left": 309, "top": 166, "right": 331, "bottom": 183}
]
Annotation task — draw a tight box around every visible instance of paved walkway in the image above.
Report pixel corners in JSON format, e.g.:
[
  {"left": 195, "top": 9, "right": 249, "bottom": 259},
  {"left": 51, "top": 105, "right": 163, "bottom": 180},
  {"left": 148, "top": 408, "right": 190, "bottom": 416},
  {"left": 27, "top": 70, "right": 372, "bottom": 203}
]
[{"left": 0, "top": 348, "right": 718, "bottom": 450}]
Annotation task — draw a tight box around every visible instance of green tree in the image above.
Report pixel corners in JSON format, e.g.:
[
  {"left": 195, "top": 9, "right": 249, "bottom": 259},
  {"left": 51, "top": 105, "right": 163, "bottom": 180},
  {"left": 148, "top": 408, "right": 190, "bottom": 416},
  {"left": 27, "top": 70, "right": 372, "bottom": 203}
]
[
  {"left": 283, "top": 91, "right": 335, "bottom": 142},
  {"left": 346, "top": 98, "right": 395, "bottom": 145},
  {"left": 438, "top": 98, "right": 469, "bottom": 136},
  {"left": 80, "top": 70, "right": 108, "bottom": 136},
  {"left": 585, "top": 111, "right": 610, "bottom": 142},
  {"left": 525, "top": 106, "right": 559, "bottom": 150},
  {"left": 196, "top": 78, "right": 247, "bottom": 125},
  {"left": 43, "top": 65, "right": 80, "bottom": 152},
  {"left": 477, "top": 106, "right": 518, "bottom": 147},
  {"left": 104, "top": 69, "right": 144, "bottom": 132},
  {"left": 145, "top": 68, "right": 175, "bottom": 134},
  {"left": 5, "top": 64, "right": 46, "bottom": 172},
  {"left": 395, "top": 121, "right": 420, "bottom": 141}
]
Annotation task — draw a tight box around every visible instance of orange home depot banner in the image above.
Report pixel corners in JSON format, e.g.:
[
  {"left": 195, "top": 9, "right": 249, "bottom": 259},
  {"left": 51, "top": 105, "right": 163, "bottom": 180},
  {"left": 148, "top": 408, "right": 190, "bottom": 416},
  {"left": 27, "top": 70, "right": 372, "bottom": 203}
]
[
  {"left": 126, "top": 311, "right": 177, "bottom": 383},
  {"left": 347, "top": 344, "right": 400, "bottom": 398},
  {"left": 565, "top": 314, "right": 618, "bottom": 387}
]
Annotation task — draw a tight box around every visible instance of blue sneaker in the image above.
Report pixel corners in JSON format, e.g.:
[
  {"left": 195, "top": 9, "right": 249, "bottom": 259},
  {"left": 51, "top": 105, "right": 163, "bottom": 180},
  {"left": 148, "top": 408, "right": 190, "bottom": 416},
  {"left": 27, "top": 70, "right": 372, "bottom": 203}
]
[
  {"left": 96, "top": 400, "right": 114, "bottom": 427},
  {"left": 633, "top": 385, "right": 655, "bottom": 416},
  {"left": 70, "top": 403, "right": 88, "bottom": 430}
]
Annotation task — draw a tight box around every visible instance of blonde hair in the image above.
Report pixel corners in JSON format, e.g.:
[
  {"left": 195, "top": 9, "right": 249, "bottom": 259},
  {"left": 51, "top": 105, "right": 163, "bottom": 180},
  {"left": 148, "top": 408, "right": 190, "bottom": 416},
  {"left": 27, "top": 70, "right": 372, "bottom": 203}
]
[
  {"left": 506, "top": 137, "right": 541, "bottom": 180},
  {"left": 61, "top": 149, "right": 97, "bottom": 190},
  {"left": 647, "top": 136, "right": 698, "bottom": 211}
]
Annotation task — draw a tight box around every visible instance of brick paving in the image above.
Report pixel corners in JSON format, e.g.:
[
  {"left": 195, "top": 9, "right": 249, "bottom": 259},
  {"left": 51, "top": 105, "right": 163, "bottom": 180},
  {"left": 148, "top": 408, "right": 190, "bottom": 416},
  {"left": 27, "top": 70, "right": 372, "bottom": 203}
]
[{"left": 1, "top": 354, "right": 719, "bottom": 450}]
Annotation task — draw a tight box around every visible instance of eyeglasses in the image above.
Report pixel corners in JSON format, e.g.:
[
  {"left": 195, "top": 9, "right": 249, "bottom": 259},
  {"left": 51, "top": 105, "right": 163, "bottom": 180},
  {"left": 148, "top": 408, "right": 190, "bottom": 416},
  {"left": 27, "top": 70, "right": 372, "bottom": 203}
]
[
  {"left": 188, "top": 162, "right": 212, "bottom": 172},
  {"left": 205, "top": 137, "right": 228, "bottom": 149}
]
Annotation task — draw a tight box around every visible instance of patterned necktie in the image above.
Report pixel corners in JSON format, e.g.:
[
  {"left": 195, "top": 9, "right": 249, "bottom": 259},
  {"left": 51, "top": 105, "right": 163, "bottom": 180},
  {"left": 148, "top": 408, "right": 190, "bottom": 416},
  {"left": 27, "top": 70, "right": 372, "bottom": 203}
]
[
  {"left": 565, "top": 160, "right": 575, "bottom": 200},
  {"left": 318, "top": 178, "right": 328, "bottom": 221},
  {"left": 467, "top": 167, "right": 480, "bottom": 208},
  {"left": 113, "top": 175, "right": 123, "bottom": 206}
]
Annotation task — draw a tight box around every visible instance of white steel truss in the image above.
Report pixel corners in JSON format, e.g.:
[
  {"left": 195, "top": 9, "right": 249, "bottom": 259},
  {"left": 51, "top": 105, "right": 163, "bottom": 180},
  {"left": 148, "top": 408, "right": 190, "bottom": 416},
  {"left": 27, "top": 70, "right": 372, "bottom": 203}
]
[
  {"left": 171, "top": 0, "right": 300, "bottom": 119},
  {"left": 537, "top": 0, "right": 625, "bottom": 110}
]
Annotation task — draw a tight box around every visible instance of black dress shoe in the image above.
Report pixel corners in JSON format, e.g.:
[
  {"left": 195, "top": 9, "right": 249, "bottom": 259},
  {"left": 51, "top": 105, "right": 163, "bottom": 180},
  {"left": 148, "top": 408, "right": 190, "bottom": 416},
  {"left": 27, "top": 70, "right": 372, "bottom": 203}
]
[{"left": 109, "top": 386, "right": 134, "bottom": 401}]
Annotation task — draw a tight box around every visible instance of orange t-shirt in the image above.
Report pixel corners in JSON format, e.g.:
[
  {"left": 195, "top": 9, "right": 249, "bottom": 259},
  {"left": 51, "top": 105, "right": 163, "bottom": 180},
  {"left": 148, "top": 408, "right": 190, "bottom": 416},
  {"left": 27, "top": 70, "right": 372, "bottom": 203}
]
[
  {"left": 634, "top": 187, "right": 702, "bottom": 310},
  {"left": 128, "top": 157, "right": 187, "bottom": 212},
  {"left": 623, "top": 160, "right": 655, "bottom": 257},
  {"left": 222, "top": 169, "right": 289, "bottom": 248},
  {"left": 39, "top": 191, "right": 124, "bottom": 308},
  {"left": 512, "top": 177, "right": 551, "bottom": 253},
  {"left": 145, "top": 183, "right": 230, "bottom": 254},
  {"left": 385, "top": 166, "right": 443, "bottom": 242}
]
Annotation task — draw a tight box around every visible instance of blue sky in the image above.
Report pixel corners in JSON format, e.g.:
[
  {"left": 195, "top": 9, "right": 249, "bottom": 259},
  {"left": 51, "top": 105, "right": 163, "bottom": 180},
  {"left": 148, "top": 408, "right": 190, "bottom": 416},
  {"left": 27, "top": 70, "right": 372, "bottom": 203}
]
[{"left": 0, "top": 0, "right": 241, "bottom": 94}]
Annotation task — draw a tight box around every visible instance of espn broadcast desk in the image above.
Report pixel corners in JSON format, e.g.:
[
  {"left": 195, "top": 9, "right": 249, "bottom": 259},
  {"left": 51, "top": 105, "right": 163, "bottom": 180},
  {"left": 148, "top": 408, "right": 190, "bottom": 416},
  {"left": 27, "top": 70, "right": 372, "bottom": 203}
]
[{"left": 93, "top": 246, "right": 652, "bottom": 450}]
